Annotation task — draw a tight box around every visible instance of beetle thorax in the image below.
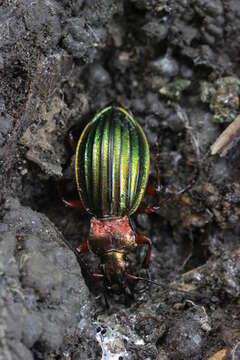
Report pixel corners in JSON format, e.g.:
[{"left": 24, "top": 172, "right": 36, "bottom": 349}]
[{"left": 88, "top": 215, "right": 137, "bottom": 256}]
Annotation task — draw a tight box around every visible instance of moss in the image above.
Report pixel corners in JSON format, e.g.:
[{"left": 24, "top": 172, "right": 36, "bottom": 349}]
[
  {"left": 159, "top": 79, "right": 191, "bottom": 101},
  {"left": 200, "top": 77, "right": 240, "bottom": 123}
]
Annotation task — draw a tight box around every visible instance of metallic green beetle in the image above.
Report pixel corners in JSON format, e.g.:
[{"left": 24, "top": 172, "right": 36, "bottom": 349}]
[
  {"left": 72, "top": 106, "right": 152, "bottom": 293},
  {"left": 75, "top": 106, "right": 150, "bottom": 218}
]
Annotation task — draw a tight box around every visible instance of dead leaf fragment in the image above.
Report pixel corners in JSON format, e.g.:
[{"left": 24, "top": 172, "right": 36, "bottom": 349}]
[{"left": 208, "top": 348, "right": 227, "bottom": 360}]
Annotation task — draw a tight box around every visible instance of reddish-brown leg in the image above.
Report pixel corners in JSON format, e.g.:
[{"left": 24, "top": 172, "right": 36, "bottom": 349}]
[
  {"left": 76, "top": 239, "right": 89, "bottom": 253},
  {"left": 68, "top": 129, "right": 77, "bottom": 152},
  {"left": 136, "top": 233, "right": 152, "bottom": 268},
  {"left": 145, "top": 183, "right": 157, "bottom": 196},
  {"left": 137, "top": 204, "right": 157, "bottom": 214},
  {"left": 62, "top": 199, "right": 84, "bottom": 209}
]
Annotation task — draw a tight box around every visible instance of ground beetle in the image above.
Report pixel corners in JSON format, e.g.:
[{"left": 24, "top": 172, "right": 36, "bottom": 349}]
[{"left": 64, "top": 106, "right": 160, "bottom": 298}]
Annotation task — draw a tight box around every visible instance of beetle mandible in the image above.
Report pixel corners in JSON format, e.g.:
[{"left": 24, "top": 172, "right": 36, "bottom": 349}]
[{"left": 64, "top": 106, "right": 158, "bottom": 294}]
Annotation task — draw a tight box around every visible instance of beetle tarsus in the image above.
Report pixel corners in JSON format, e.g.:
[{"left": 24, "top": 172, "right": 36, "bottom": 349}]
[
  {"left": 62, "top": 199, "right": 84, "bottom": 209},
  {"left": 76, "top": 239, "right": 89, "bottom": 253}
]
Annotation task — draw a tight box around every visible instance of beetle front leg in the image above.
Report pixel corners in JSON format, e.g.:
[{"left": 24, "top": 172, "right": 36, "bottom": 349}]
[
  {"left": 76, "top": 239, "right": 89, "bottom": 254},
  {"left": 136, "top": 233, "right": 152, "bottom": 268},
  {"left": 59, "top": 181, "right": 85, "bottom": 211},
  {"left": 62, "top": 199, "right": 84, "bottom": 209}
]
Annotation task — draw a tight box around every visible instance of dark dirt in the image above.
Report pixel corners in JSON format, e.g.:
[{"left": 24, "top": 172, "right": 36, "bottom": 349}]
[{"left": 0, "top": 1, "right": 240, "bottom": 359}]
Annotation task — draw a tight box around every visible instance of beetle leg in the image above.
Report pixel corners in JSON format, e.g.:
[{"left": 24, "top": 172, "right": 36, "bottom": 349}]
[
  {"left": 68, "top": 129, "right": 77, "bottom": 152},
  {"left": 136, "top": 204, "right": 159, "bottom": 214},
  {"left": 145, "top": 183, "right": 157, "bottom": 196},
  {"left": 136, "top": 233, "right": 152, "bottom": 268},
  {"left": 62, "top": 199, "right": 84, "bottom": 209},
  {"left": 76, "top": 239, "right": 89, "bottom": 253}
]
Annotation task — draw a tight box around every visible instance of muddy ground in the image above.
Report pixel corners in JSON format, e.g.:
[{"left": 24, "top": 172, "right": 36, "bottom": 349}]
[{"left": 1, "top": 1, "right": 240, "bottom": 359}]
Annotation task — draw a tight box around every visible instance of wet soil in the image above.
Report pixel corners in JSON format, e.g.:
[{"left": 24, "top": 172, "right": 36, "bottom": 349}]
[{"left": 1, "top": 1, "right": 240, "bottom": 359}]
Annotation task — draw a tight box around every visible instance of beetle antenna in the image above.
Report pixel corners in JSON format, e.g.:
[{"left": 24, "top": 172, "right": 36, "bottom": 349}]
[
  {"left": 127, "top": 274, "right": 167, "bottom": 289},
  {"left": 127, "top": 273, "right": 206, "bottom": 300},
  {"left": 138, "top": 276, "right": 168, "bottom": 289}
]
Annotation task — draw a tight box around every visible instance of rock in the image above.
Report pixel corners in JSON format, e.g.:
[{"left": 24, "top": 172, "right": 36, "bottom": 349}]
[
  {"left": 150, "top": 54, "right": 179, "bottom": 78},
  {"left": 180, "top": 64, "right": 193, "bottom": 79},
  {"left": 7, "top": 341, "right": 34, "bottom": 360},
  {"left": 145, "top": 92, "right": 169, "bottom": 117},
  {"left": 22, "top": 0, "right": 62, "bottom": 49},
  {"left": 108, "top": 20, "right": 125, "bottom": 47},
  {"left": 62, "top": 17, "right": 99, "bottom": 62},
  {"left": 0, "top": 7, "right": 25, "bottom": 48},
  {"left": 0, "top": 54, "right": 4, "bottom": 70},
  {"left": 188, "top": 108, "right": 220, "bottom": 154},
  {"left": 22, "top": 312, "right": 43, "bottom": 348},
  {"left": 62, "top": 2, "right": 121, "bottom": 62},
  {"left": 135, "top": 314, "right": 166, "bottom": 344},
  {"left": 200, "top": 77, "right": 240, "bottom": 123},
  {"left": 173, "top": 248, "right": 240, "bottom": 298},
  {"left": 142, "top": 20, "right": 169, "bottom": 42},
  {"left": 88, "top": 64, "right": 111, "bottom": 87},
  {"left": 0, "top": 198, "right": 89, "bottom": 358},
  {"left": 0, "top": 114, "right": 14, "bottom": 146},
  {"left": 19, "top": 54, "right": 73, "bottom": 178},
  {"left": 168, "top": 314, "right": 204, "bottom": 359}
]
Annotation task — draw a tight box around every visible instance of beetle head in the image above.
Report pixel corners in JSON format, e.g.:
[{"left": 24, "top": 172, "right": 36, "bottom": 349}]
[{"left": 102, "top": 251, "right": 127, "bottom": 287}]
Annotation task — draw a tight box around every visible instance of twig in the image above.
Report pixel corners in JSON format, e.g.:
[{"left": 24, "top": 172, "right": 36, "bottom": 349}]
[{"left": 211, "top": 115, "right": 240, "bottom": 157}]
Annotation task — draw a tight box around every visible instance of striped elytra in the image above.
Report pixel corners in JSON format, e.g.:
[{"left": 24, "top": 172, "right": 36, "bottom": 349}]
[{"left": 75, "top": 106, "right": 150, "bottom": 218}]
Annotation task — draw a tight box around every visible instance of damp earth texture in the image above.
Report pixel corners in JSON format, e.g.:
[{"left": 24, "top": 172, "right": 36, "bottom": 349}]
[{"left": 1, "top": 1, "right": 240, "bottom": 360}]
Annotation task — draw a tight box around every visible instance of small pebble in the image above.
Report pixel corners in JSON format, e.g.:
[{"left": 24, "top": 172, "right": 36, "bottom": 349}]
[
  {"left": 150, "top": 54, "right": 179, "bottom": 78},
  {"left": 88, "top": 64, "right": 111, "bottom": 86}
]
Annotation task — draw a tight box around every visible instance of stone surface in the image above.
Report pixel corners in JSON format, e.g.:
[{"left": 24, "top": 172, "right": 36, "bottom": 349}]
[{"left": 0, "top": 198, "right": 89, "bottom": 359}]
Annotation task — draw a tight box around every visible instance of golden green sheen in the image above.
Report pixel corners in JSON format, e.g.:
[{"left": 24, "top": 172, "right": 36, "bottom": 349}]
[{"left": 75, "top": 106, "right": 150, "bottom": 218}]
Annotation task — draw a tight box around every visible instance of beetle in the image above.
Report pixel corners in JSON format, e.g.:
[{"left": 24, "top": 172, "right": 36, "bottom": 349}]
[{"left": 64, "top": 106, "right": 160, "bottom": 297}]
